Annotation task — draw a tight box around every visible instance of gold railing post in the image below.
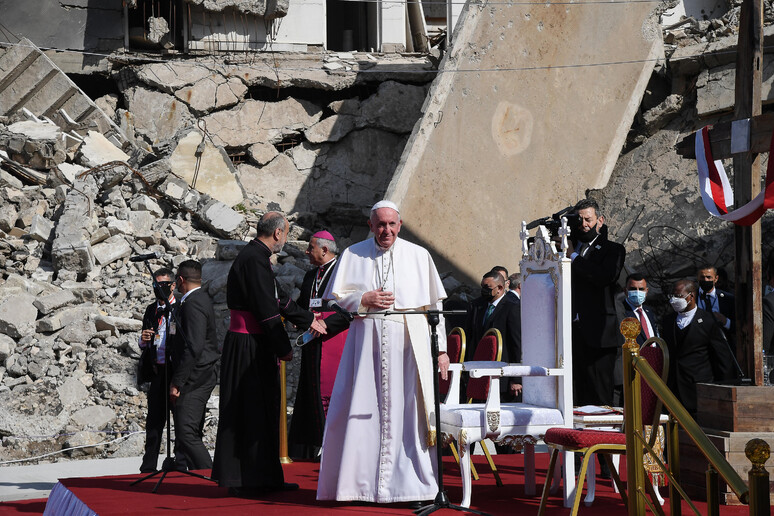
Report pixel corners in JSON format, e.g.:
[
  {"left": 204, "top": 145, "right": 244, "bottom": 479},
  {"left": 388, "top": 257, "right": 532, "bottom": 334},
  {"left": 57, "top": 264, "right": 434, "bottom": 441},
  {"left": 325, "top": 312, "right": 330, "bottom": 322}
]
[
  {"left": 706, "top": 464, "right": 719, "bottom": 516},
  {"left": 279, "top": 360, "right": 292, "bottom": 464},
  {"left": 745, "top": 439, "right": 770, "bottom": 516},
  {"left": 620, "top": 317, "right": 646, "bottom": 516},
  {"left": 667, "top": 417, "right": 682, "bottom": 516}
]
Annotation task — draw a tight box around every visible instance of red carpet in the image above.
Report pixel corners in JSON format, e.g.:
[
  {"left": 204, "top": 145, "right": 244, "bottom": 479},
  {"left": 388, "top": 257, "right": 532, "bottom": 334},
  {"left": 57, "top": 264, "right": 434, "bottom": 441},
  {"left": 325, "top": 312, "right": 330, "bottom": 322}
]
[{"left": 0, "top": 454, "right": 752, "bottom": 515}]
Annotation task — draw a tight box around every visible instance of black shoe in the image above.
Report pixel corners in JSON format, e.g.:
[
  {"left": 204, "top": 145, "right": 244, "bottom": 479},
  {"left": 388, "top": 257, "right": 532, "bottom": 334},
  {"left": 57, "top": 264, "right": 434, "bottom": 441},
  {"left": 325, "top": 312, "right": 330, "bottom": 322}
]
[
  {"left": 139, "top": 468, "right": 157, "bottom": 474},
  {"left": 408, "top": 500, "right": 431, "bottom": 510},
  {"left": 278, "top": 482, "right": 299, "bottom": 492}
]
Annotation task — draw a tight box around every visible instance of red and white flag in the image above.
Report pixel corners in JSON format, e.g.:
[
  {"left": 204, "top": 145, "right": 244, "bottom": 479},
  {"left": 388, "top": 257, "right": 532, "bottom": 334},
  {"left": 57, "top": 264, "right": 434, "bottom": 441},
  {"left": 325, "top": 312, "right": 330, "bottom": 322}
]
[{"left": 695, "top": 125, "right": 774, "bottom": 225}]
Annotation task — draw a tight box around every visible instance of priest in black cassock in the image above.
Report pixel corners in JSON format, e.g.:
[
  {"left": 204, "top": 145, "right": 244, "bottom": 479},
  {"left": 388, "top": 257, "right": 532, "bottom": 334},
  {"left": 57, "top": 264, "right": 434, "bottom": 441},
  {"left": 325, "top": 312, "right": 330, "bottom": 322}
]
[
  {"left": 212, "top": 212, "right": 327, "bottom": 497},
  {"left": 288, "top": 230, "right": 350, "bottom": 459}
]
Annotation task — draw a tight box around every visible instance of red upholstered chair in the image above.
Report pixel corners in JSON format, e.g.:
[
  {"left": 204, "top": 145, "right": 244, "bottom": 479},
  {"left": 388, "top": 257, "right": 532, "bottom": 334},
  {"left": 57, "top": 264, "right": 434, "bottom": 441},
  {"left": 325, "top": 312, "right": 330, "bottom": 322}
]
[
  {"left": 538, "top": 337, "right": 670, "bottom": 516},
  {"left": 440, "top": 327, "right": 467, "bottom": 401}
]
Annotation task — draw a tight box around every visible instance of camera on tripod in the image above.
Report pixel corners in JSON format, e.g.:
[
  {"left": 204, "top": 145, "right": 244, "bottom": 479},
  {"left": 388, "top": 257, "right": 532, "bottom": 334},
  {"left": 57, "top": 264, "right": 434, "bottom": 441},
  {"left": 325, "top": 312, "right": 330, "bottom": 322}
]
[{"left": 526, "top": 205, "right": 582, "bottom": 240}]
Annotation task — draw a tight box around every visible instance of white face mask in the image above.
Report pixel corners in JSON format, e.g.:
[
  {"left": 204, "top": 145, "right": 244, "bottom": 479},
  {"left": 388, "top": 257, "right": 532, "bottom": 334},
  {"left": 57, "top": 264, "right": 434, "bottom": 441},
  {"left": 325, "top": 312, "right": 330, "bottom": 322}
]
[{"left": 669, "top": 296, "right": 688, "bottom": 313}]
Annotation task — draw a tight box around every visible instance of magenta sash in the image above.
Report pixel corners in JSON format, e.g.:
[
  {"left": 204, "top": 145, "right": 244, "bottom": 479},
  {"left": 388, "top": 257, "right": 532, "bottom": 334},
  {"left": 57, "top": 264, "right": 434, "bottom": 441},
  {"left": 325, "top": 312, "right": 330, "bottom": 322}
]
[
  {"left": 319, "top": 311, "right": 348, "bottom": 415},
  {"left": 229, "top": 310, "right": 263, "bottom": 334}
]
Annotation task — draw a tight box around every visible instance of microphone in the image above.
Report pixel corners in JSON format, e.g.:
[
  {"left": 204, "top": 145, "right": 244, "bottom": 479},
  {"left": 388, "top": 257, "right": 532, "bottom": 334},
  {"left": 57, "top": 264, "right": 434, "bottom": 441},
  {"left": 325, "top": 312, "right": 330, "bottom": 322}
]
[
  {"left": 327, "top": 301, "right": 355, "bottom": 322},
  {"left": 129, "top": 251, "right": 162, "bottom": 262}
]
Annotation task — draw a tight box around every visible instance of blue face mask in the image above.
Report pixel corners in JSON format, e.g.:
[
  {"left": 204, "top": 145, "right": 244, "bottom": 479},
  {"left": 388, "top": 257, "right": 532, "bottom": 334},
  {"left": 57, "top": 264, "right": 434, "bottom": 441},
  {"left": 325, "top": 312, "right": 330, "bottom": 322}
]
[{"left": 627, "top": 290, "right": 646, "bottom": 307}]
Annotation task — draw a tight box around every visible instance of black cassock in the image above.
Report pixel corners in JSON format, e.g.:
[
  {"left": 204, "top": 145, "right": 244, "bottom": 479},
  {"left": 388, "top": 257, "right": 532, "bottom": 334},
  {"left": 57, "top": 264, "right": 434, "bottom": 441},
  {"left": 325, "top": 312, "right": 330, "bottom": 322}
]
[
  {"left": 212, "top": 239, "right": 313, "bottom": 489},
  {"left": 288, "top": 258, "right": 349, "bottom": 458}
]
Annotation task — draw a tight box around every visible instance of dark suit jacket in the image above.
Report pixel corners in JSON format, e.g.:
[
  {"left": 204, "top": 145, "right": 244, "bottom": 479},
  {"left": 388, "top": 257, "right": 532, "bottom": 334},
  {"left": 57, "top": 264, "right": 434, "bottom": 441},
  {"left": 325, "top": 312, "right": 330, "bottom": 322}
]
[
  {"left": 662, "top": 308, "right": 736, "bottom": 416},
  {"left": 698, "top": 287, "right": 735, "bottom": 342},
  {"left": 763, "top": 291, "right": 774, "bottom": 354},
  {"left": 466, "top": 295, "right": 521, "bottom": 364},
  {"left": 171, "top": 288, "right": 220, "bottom": 389},
  {"left": 613, "top": 295, "right": 659, "bottom": 386},
  {"left": 571, "top": 227, "right": 626, "bottom": 349}
]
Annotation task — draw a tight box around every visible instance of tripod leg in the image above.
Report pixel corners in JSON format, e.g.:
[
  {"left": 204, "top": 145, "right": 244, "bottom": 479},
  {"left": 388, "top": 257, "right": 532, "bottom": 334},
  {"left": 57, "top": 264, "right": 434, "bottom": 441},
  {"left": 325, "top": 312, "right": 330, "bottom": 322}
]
[{"left": 153, "top": 471, "right": 169, "bottom": 493}]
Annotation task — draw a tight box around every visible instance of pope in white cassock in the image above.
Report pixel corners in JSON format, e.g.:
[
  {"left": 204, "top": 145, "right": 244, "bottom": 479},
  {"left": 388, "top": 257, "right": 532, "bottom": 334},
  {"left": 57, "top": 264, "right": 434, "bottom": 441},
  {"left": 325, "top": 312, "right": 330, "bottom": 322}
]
[{"left": 316, "top": 200, "right": 450, "bottom": 505}]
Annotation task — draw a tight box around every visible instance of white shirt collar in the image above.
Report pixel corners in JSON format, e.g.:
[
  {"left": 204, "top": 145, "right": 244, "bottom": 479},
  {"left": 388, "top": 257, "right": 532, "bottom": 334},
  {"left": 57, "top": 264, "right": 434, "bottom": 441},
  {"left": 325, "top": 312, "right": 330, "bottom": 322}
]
[
  {"left": 181, "top": 286, "right": 201, "bottom": 303},
  {"left": 676, "top": 306, "right": 698, "bottom": 329},
  {"left": 490, "top": 294, "right": 504, "bottom": 308}
]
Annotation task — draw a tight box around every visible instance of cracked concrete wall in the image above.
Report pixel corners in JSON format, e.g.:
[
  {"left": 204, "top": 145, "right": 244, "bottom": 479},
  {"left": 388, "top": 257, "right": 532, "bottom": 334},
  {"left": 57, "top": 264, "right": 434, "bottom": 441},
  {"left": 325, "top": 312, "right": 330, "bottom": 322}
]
[
  {"left": 386, "top": 1, "right": 663, "bottom": 282},
  {"left": 0, "top": 0, "right": 124, "bottom": 53}
]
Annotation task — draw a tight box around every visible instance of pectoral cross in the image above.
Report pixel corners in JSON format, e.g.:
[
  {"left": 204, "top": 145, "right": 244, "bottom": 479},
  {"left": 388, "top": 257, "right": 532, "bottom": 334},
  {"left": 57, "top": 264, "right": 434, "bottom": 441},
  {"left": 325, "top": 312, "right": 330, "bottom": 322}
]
[{"left": 675, "top": 0, "right": 764, "bottom": 385}]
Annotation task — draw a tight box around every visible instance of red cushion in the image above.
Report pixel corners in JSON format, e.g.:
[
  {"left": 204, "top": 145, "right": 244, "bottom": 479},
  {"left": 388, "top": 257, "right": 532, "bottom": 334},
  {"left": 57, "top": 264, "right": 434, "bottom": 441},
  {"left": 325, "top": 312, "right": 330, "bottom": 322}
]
[
  {"left": 439, "top": 333, "right": 463, "bottom": 397},
  {"left": 466, "top": 334, "right": 500, "bottom": 401},
  {"left": 640, "top": 343, "right": 664, "bottom": 423},
  {"left": 544, "top": 427, "right": 627, "bottom": 448}
]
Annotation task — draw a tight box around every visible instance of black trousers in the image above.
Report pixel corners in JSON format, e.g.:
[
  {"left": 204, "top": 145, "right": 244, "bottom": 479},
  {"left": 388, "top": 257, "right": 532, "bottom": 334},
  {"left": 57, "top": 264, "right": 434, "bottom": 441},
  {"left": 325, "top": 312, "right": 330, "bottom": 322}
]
[
  {"left": 572, "top": 340, "right": 618, "bottom": 407},
  {"left": 141, "top": 365, "right": 169, "bottom": 472},
  {"left": 172, "top": 366, "right": 217, "bottom": 470}
]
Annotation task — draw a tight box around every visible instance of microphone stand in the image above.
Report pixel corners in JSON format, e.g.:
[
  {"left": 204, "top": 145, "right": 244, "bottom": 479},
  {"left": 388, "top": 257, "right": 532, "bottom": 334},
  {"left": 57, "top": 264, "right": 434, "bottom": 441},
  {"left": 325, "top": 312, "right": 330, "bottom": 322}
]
[
  {"left": 340, "top": 307, "right": 490, "bottom": 516},
  {"left": 131, "top": 260, "right": 215, "bottom": 493}
]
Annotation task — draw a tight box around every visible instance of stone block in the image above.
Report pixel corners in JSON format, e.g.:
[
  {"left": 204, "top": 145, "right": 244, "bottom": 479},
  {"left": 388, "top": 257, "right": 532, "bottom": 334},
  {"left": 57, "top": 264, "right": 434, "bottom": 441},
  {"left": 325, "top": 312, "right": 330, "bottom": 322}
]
[
  {"left": 123, "top": 86, "right": 194, "bottom": 146},
  {"left": 57, "top": 377, "right": 89, "bottom": 410},
  {"left": 0, "top": 333, "right": 15, "bottom": 361},
  {"left": 199, "top": 200, "right": 246, "bottom": 238},
  {"left": 130, "top": 194, "right": 164, "bottom": 217},
  {"left": 64, "top": 431, "right": 104, "bottom": 457},
  {"left": 4, "top": 120, "right": 66, "bottom": 170},
  {"left": 305, "top": 114, "right": 359, "bottom": 144},
  {"left": 91, "top": 235, "right": 131, "bottom": 266},
  {"left": 247, "top": 142, "right": 278, "bottom": 165},
  {"left": 128, "top": 210, "right": 154, "bottom": 235},
  {"left": 215, "top": 240, "right": 248, "bottom": 261},
  {"left": 28, "top": 214, "right": 54, "bottom": 243},
  {"left": 52, "top": 175, "right": 97, "bottom": 273},
  {"left": 57, "top": 163, "right": 87, "bottom": 184},
  {"left": 0, "top": 293, "right": 37, "bottom": 339},
  {"left": 175, "top": 75, "right": 247, "bottom": 114},
  {"left": 202, "top": 98, "right": 323, "bottom": 148},
  {"left": 33, "top": 289, "right": 77, "bottom": 315},
  {"left": 0, "top": 203, "right": 18, "bottom": 233},
  {"left": 59, "top": 319, "right": 98, "bottom": 344},
  {"left": 135, "top": 62, "right": 213, "bottom": 94},
  {"left": 93, "top": 315, "right": 143, "bottom": 335},
  {"left": 70, "top": 405, "right": 116, "bottom": 430},
  {"left": 168, "top": 131, "right": 244, "bottom": 207},
  {"left": 77, "top": 131, "right": 130, "bottom": 168},
  {"left": 89, "top": 226, "right": 111, "bottom": 245},
  {"left": 105, "top": 217, "right": 135, "bottom": 236},
  {"left": 36, "top": 305, "right": 100, "bottom": 333},
  {"left": 95, "top": 372, "right": 135, "bottom": 394}
]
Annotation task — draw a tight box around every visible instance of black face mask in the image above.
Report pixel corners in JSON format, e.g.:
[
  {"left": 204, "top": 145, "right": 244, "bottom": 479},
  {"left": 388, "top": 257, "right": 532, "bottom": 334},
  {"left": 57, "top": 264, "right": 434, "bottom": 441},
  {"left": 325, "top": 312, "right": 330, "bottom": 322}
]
[
  {"left": 576, "top": 225, "right": 598, "bottom": 243},
  {"left": 698, "top": 280, "right": 714, "bottom": 293},
  {"left": 480, "top": 287, "right": 494, "bottom": 301}
]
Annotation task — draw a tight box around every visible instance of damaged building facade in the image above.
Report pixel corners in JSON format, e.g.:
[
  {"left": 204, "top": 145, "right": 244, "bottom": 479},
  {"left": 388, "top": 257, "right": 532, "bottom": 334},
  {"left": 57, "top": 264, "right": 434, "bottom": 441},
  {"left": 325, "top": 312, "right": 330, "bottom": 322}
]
[{"left": 1, "top": 0, "right": 774, "bottom": 476}]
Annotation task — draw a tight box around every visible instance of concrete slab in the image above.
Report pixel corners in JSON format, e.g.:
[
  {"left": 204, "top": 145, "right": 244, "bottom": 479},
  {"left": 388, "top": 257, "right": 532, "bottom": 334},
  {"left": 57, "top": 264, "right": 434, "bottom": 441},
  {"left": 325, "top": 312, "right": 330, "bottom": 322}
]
[
  {"left": 386, "top": 2, "right": 663, "bottom": 280},
  {"left": 0, "top": 455, "right": 145, "bottom": 501}
]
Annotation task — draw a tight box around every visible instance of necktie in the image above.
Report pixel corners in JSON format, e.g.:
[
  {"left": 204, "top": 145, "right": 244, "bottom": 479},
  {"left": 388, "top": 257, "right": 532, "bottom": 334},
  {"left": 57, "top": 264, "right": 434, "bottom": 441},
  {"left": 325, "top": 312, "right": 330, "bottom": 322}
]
[
  {"left": 637, "top": 307, "right": 651, "bottom": 339},
  {"left": 703, "top": 293, "right": 712, "bottom": 312},
  {"left": 484, "top": 304, "right": 495, "bottom": 325}
]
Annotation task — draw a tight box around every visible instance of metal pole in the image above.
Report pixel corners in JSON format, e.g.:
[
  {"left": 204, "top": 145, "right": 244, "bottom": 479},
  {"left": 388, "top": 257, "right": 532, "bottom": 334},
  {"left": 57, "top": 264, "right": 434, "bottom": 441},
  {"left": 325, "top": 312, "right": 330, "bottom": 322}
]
[
  {"left": 621, "top": 317, "right": 646, "bottom": 516},
  {"left": 745, "top": 439, "right": 771, "bottom": 516},
  {"left": 279, "top": 360, "right": 292, "bottom": 464},
  {"left": 706, "top": 464, "right": 719, "bottom": 516}
]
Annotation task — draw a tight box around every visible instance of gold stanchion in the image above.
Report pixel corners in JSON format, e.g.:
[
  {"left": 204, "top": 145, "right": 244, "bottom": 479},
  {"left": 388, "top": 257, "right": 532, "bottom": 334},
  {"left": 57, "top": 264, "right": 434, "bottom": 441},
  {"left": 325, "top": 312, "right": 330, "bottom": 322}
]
[
  {"left": 279, "top": 360, "right": 292, "bottom": 464},
  {"left": 620, "top": 317, "right": 646, "bottom": 516},
  {"left": 745, "top": 439, "right": 770, "bottom": 516}
]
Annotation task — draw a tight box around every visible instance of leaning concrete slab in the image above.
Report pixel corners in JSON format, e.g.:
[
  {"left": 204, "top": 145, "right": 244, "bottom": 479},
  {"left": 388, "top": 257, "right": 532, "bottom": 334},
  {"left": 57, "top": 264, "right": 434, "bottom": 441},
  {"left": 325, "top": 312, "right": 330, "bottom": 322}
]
[{"left": 386, "top": 1, "right": 663, "bottom": 280}]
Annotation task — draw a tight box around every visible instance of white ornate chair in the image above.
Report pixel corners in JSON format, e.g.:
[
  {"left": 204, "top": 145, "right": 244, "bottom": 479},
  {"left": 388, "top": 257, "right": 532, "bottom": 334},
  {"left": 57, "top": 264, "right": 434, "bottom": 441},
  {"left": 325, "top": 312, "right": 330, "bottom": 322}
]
[{"left": 439, "top": 223, "right": 576, "bottom": 508}]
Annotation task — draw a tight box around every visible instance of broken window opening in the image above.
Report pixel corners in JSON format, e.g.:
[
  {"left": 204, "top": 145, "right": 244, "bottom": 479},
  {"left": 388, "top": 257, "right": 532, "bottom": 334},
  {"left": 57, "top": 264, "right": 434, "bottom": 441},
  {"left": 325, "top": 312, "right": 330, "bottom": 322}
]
[
  {"left": 326, "top": 0, "right": 376, "bottom": 52},
  {"left": 68, "top": 74, "right": 123, "bottom": 110},
  {"left": 126, "top": 0, "right": 185, "bottom": 52}
]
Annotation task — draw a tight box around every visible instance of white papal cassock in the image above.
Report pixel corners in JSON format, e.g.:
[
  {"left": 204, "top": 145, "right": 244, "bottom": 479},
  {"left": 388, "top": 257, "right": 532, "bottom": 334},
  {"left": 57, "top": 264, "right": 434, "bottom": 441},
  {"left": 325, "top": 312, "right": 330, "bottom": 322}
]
[{"left": 316, "top": 236, "right": 447, "bottom": 503}]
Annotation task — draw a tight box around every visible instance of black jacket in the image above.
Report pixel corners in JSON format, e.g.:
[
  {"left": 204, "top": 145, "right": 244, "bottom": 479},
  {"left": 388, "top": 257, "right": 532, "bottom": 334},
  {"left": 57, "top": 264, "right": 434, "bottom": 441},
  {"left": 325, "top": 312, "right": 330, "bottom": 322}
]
[
  {"left": 662, "top": 308, "right": 736, "bottom": 416},
  {"left": 170, "top": 288, "right": 220, "bottom": 388},
  {"left": 571, "top": 226, "right": 626, "bottom": 349},
  {"left": 465, "top": 294, "right": 521, "bottom": 364},
  {"left": 764, "top": 291, "right": 774, "bottom": 354}
]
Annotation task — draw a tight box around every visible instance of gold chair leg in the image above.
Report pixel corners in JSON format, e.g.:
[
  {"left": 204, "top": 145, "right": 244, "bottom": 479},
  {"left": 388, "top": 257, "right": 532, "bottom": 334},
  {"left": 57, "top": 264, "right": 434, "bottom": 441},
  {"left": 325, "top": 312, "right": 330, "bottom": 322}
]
[
  {"left": 571, "top": 452, "right": 594, "bottom": 516},
  {"left": 480, "top": 440, "right": 503, "bottom": 487},
  {"left": 538, "top": 448, "right": 560, "bottom": 516},
  {"left": 451, "top": 441, "right": 479, "bottom": 481}
]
